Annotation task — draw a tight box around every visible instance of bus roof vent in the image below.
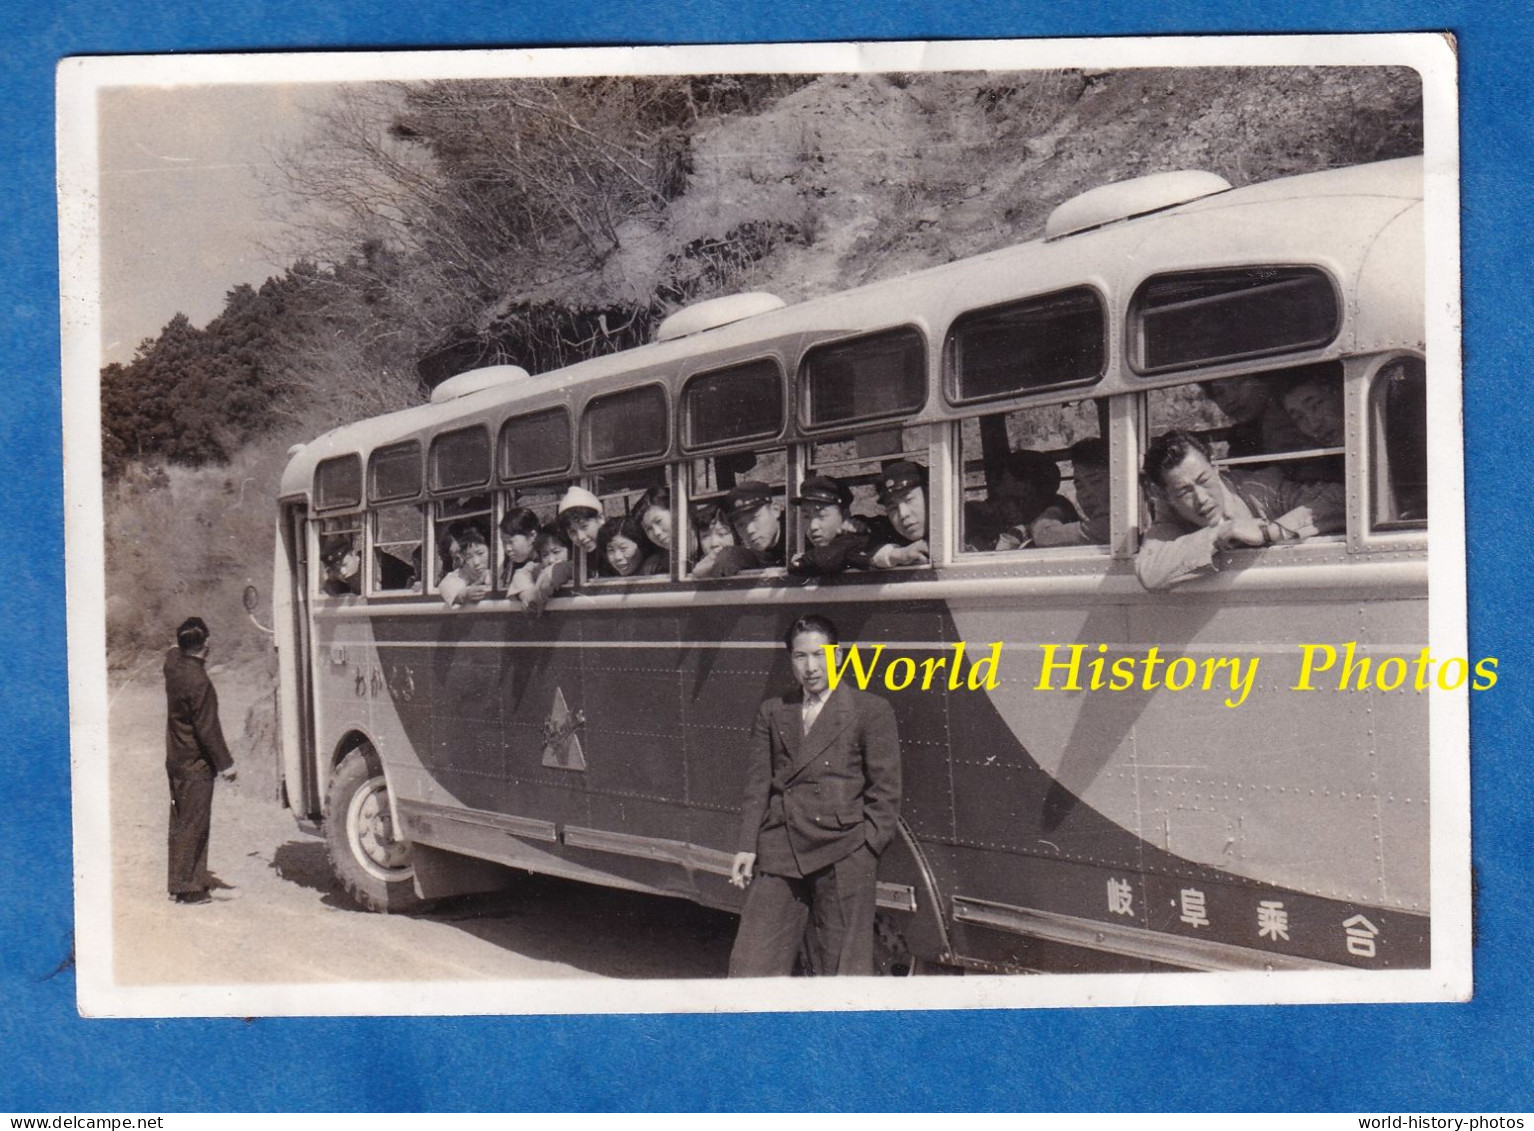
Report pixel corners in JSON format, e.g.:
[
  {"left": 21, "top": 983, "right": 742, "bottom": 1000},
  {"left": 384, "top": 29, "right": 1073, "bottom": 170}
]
[
  {"left": 1045, "top": 170, "right": 1232, "bottom": 241},
  {"left": 654, "top": 292, "right": 786, "bottom": 343},
  {"left": 429, "top": 364, "right": 531, "bottom": 405}
]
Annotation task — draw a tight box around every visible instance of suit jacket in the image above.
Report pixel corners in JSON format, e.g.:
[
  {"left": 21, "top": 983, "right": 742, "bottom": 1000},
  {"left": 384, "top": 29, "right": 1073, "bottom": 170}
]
[
  {"left": 163, "top": 648, "right": 234, "bottom": 780},
  {"left": 736, "top": 684, "right": 902, "bottom": 876}
]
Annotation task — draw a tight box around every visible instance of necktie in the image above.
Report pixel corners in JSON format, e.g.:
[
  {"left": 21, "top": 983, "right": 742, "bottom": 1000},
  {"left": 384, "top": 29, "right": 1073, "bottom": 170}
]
[{"left": 802, "top": 691, "right": 826, "bottom": 733}]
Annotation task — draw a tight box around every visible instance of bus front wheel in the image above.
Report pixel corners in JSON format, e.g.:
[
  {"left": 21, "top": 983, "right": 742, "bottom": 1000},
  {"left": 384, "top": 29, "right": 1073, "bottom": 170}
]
[{"left": 324, "top": 746, "right": 422, "bottom": 913}]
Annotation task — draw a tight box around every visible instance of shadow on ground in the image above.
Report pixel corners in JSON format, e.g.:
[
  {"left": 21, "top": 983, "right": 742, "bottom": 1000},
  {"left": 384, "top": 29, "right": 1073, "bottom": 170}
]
[{"left": 268, "top": 839, "right": 736, "bottom": 979}]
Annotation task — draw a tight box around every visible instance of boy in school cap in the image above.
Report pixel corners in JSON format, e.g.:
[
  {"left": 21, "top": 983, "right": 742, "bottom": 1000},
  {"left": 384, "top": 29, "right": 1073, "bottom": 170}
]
[{"left": 860, "top": 461, "right": 931, "bottom": 570}]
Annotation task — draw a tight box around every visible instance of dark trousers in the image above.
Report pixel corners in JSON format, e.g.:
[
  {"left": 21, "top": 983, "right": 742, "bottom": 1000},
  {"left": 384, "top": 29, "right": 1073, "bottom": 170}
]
[
  {"left": 728, "top": 846, "right": 878, "bottom": 977},
  {"left": 167, "top": 775, "right": 215, "bottom": 896}
]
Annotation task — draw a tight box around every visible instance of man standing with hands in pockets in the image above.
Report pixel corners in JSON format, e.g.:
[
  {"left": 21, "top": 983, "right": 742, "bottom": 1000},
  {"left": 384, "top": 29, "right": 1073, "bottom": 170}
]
[{"left": 728, "top": 614, "right": 903, "bottom": 977}]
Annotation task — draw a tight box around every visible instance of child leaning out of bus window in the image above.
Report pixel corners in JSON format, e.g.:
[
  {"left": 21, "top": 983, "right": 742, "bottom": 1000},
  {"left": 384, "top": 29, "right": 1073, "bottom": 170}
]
[
  {"left": 439, "top": 521, "right": 492, "bottom": 608},
  {"left": 500, "top": 507, "right": 558, "bottom": 614},
  {"left": 557, "top": 486, "right": 604, "bottom": 555},
  {"left": 632, "top": 485, "right": 689, "bottom": 573}
]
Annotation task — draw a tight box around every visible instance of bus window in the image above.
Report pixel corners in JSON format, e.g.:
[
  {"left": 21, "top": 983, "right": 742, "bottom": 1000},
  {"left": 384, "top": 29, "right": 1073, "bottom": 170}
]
[
  {"left": 683, "top": 358, "right": 785, "bottom": 449},
  {"left": 802, "top": 327, "right": 926, "bottom": 428},
  {"left": 430, "top": 426, "right": 492, "bottom": 493},
  {"left": 433, "top": 494, "right": 492, "bottom": 593},
  {"left": 1369, "top": 356, "right": 1427, "bottom": 530},
  {"left": 369, "top": 440, "right": 421, "bottom": 504},
  {"left": 688, "top": 447, "right": 787, "bottom": 577},
  {"left": 798, "top": 425, "right": 931, "bottom": 571},
  {"left": 499, "top": 483, "right": 562, "bottom": 586},
  {"left": 588, "top": 466, "right": 670, "bottom": 582},
  {"left": 499, "top": 408, "right": 572, "bottom": 481},
  {"left": 947, "top": 287, "right": 1106, "bottom": 403},
  {"left": 316, "top": 516, "right": 361, "bottom": 597},
  {"left": 372, "top": 503, "right": 422, "bottom": 593},
  {"left": 314, "top": 454, "right": 362, "bottom": 512},
  {"left": 959, "top": 402, "right": 1104, "bottom": 553},
  {"left": 1130, "top": 267, "right": 1341, "bottom": 375},
  {"left": 584, "top": 385, "right": 669, "bottom": 466},
  {"left": 1148, "top": 362, "right": 1345, "bottom": 486}
]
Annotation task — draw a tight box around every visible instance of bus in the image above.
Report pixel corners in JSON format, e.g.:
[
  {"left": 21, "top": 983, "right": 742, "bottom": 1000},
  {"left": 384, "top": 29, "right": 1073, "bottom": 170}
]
[{"left": 271, "top": 155, "right": 1430, "bottom": 975}]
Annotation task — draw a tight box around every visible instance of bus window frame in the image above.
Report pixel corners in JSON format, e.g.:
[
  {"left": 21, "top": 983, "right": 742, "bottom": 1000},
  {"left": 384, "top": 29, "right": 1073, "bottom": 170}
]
[
  {"left": 798, "top": 421, "right": 936, "bottom": 573},
  {"left": 368, "top": 439, "right": 424, "bottom": 506},
  {"left": 683, "top": 442, "right": 795, "bottom": 583},
  {"left": 426, "top": 491, "right": 495, "bottom": 597},
  {"left": 580, "top": 381, "right": 672, "bottom": 470},
  {"left": 942, "top": 284, "right": 1110, "bottom": 408},
  {"left": 497, "top": 404, "right": 574, "bottom": 484},
  {"left": 493, "top": 473, "right": 577, "bottom": 594},
  {"left": 797, "top": 324, "right": 930, "bottom": 434},
  {"left": 1133, "top": 374, "right": 1356, "bottom": 573},
  {"left": 582, "top": 462, "right": 678, "bottom": 588},
  {"left": 1351, "top": 351, "right": 1429, "bottom": 553},
  {"left": 428, "top": 424, "right": 493, "bottom": 494},
  {"left": 313, "top": 453, "right": 363, "bottom": 514},
  {"left": 367, "top": 500, "right": 426, "bottom": 599},
  {"left": 311, "top": 513, "right": 363, "bottom": 600},
  {"left": 1126, "top": 263, "right": 1345, "bottom": 379},
  {"left": 947, "top": 393, "right": 1114, "bottom": 565},
  {"left": 679, "top": 354, "right": 789, "bottom": 454}
]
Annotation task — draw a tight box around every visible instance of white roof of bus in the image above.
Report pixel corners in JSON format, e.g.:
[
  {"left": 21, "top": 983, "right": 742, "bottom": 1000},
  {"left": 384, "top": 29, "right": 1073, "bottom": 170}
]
[{"left": 281, "top": 156, "right": 1422, "bottom": 498}]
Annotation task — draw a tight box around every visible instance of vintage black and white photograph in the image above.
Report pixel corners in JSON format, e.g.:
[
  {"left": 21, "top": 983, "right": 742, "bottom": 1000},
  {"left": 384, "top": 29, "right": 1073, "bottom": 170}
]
[{"left": 58, "top": 36, "right": 1467, "bottom": 1016}]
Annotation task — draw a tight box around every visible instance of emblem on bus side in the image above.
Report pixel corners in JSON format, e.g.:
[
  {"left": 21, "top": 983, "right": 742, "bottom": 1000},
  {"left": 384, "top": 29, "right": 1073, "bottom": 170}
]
[{"left": 542, "top": 687, "right": 587, "bottom": 772}]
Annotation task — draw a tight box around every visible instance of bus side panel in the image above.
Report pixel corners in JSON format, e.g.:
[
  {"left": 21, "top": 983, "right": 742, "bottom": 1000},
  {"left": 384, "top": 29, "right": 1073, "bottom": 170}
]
[{"left": 944, "top": 588, "right": 1430, "bottom": 969}]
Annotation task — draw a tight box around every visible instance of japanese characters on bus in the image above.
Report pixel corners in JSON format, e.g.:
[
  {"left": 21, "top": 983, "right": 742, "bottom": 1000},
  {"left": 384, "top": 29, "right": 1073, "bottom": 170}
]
[
  {"left": 366, "top": 440, "right": 424, "bottom": 594},
  {"left": 947, "top": 287, "right": 1106, "bottom": 403},
  {"left": 1130, "top": 267, "right": 1341, "bottom": 375},
  {"left": 1369, "top": 356, "right": 1427, "bottom": 531},
  {"left": 801, "top": 326, "right": 926, "bottom": 428},
  {"left": 958, "top": 400, "right": 1106, "bottom": 554}
]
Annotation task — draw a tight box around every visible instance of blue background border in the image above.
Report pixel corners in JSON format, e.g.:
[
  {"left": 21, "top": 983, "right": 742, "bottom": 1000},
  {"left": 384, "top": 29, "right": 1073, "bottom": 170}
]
[{"left": 5, "top": 1, "right": 1527, "bottom": 1113}]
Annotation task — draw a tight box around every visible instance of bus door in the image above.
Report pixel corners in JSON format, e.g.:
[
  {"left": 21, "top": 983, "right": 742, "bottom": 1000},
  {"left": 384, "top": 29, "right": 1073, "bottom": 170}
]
[{"left": 283, "top": 501, "right": 320, "bottom": 817}]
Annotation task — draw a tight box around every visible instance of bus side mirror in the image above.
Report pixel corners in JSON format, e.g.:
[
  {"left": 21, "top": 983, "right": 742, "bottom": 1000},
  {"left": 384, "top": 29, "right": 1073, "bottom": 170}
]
[{"left": 243, "top": 584, "right": 274, "bottom": 636}]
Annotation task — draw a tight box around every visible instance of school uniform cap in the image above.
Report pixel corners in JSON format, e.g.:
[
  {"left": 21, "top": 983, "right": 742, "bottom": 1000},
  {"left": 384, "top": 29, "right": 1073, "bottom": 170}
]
[
  {"left": 876, "top": 461, "right": 927, "bottom": 504},
  {"left": 726, "top": 481, "right": 776, "bottom": 517},
  {"left": 557, "top": 486, "right": 602, "bottom": 516},
  {"left": 791, "top": 475, "right": 851, "bottom": 509}
]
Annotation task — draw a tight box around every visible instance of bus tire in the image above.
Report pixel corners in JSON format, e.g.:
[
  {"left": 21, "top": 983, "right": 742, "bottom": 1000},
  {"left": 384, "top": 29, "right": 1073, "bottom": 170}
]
[{"left": 324, "top": 746, "right": 422, "bottom": 913}]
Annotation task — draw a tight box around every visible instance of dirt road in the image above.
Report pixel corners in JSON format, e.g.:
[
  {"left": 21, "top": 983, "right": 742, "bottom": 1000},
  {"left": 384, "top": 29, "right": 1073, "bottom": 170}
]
[{"left": 105, "top": 670, "right": 736, "bottom": 990}]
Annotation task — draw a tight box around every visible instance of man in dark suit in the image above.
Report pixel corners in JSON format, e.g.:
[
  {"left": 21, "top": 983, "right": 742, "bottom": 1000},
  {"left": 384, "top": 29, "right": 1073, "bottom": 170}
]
[
  {"left": 728, "top": 614, "right": 903, "bottom": 976},
  {"left": 164, "top": 616, "right": 236, "bottom": 905}
]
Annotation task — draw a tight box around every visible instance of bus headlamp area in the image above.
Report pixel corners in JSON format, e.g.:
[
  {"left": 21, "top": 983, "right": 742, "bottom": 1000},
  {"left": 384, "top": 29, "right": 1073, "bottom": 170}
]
[{"left": 269, "top": 158, "right": 1433, "bottom": 975}]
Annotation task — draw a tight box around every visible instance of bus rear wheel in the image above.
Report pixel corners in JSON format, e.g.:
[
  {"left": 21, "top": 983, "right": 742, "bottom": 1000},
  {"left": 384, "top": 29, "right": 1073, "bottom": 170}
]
[{"left": 324, "top": 746, "right": 422, "bottom": 913}]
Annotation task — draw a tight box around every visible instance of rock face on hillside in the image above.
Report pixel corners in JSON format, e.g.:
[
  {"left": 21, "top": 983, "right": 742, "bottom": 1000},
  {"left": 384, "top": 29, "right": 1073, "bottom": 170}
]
[{"left": 571, "top": 66, "right": 1421, "bottom": 314}]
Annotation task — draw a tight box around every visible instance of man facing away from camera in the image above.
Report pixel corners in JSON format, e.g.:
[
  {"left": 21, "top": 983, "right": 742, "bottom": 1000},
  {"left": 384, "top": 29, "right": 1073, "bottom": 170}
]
[
  {"left": 728, "top": 614, "right": 903, "bottom": 977},
  {"left": 163, "top": 616, "right": 236, "bottom": 905}
]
